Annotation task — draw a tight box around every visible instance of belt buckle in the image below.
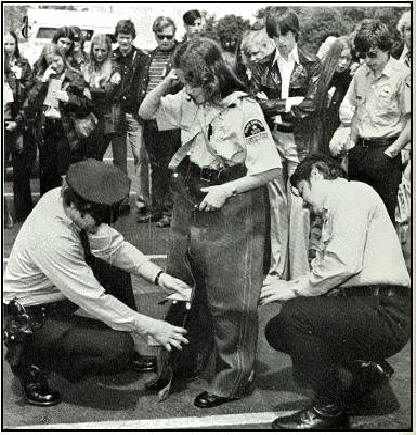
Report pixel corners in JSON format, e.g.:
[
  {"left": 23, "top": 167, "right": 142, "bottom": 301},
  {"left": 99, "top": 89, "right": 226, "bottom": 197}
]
[{"left": 199, "top": 168, "right": 211, "bottom": 183}]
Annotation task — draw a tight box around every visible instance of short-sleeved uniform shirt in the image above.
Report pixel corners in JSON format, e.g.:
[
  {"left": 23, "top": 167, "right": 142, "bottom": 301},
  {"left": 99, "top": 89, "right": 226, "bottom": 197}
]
[
  {"left": 346, "top": 57, "right": 411, "bottom": 139},
  {"left": 155, "top": 90, "right": 282, "bottom": 176}
]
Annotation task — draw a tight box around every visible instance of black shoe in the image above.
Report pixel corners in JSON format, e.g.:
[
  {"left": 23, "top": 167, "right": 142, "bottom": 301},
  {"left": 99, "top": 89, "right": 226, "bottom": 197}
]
[
  {"left": 194, "top": 391, "right": 235, "bottom": 408},
  {"left": 133, "top": 354, "right": 157, "bottom": 373},
  {"left": 272, "top": 405, "right": 349, "bottom": 430},
  {"left": 21, "top": 365, "right": 61, "bottom": 407}
]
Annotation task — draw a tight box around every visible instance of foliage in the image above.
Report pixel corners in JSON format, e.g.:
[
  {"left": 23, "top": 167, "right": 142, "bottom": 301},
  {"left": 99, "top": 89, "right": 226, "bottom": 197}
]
[
  {"left": 215, "top": 14, "right": 250, "bottom": 45},
  {"left": 255, "top": 6, "right": 409, "bottom": 54}
]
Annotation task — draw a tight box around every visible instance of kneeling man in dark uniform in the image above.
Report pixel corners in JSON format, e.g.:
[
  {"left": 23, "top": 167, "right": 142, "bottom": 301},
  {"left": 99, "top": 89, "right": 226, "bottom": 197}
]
[
  {"left": 261, "top": 154, "right": 411, "bottom": 429},
  {"left": 3, "top": 160, "right": 189, "bottom": 406}
]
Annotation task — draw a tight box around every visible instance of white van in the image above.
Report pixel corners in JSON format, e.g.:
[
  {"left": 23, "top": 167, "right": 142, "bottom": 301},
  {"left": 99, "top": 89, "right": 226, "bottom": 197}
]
[{"left": 21, "top": 8, "right": 117, "bottom": 65}]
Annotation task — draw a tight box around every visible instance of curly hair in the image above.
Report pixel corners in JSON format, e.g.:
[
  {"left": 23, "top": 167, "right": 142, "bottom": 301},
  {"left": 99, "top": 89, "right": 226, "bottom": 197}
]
[
  {"left": 354, "top": 19, "right": 392, "bottom": 53},
  {"left": 172, "top": 37, "right": 246, "bottom": 103}
]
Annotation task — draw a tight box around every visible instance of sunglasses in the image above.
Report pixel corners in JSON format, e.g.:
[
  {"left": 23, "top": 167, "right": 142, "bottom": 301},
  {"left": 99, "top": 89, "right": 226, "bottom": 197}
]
[
  {"left": 357, "top": 50, "right": 378, "bottom": 59},
  {"left": 156, "top": 34, "right": 173, "bottom": 40}
]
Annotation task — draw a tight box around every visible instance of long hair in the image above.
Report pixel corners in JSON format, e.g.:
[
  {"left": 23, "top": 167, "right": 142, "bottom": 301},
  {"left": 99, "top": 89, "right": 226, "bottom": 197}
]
[
  {"left": 88, "top": 34, "right": 113, "bottom": 86},
  {"left": 173, "top": 37, "right": 246, "bottom": 103},
  {"left": 313, "top": 36, "right": 352, "bottom": 114},
  {"left": 5, "top": 30, "right": 20, "bottom": 58},
  {"left": 51, "top": 26, "right": 75, "bottom": 57}
]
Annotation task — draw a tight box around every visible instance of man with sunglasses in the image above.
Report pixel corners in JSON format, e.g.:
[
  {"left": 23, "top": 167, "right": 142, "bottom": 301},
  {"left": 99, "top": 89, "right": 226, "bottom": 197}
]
[
  {"left": 3, "top": 160, "right": 190, "bottom": 407},
  {"left": 260, "top": 154, "right": 410, "bottom": 429},
  {"left": 138, "top": 16, "right": 182, "bottom": 228},
  {"left": 342, "top": 20, "right": 411, "bottom": 223}
]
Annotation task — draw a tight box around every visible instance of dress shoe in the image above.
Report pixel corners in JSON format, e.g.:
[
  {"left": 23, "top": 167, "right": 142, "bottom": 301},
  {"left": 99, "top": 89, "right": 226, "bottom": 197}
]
[
  {"left": 21, "top": 365, "right": 61, "bottom": 406},
  {"left": 133, "top": 354, "right": 157, "bottom": 373},
  {"left": 194, "top": 391, "right": 235, "bottom": 408},
  {"left": 272, "top": 404, "right": 349, "bottom": 430}
]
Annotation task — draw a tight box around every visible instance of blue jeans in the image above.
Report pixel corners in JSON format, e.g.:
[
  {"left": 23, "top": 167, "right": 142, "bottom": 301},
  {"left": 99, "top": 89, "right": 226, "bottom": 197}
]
[{"left": 167, "top": 172, "right": 266, "bottom": 397}]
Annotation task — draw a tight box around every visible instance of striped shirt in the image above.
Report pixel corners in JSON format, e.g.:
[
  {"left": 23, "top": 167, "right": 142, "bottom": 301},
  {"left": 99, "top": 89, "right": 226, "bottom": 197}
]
[{"left": 146, "top": 50, "right": 171, "bottom": 94}]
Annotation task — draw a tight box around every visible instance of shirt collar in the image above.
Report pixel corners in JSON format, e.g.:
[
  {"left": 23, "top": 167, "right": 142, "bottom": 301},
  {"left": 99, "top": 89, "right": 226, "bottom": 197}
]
[
  {"left": 273, "top": 44, "right": 299, "bottom": 66},
  {"left": 322, "top": 178, "right": 349, "bottom": 212},
  {"left": 365, "top": 56, "right": 394, "bottom": 78}
]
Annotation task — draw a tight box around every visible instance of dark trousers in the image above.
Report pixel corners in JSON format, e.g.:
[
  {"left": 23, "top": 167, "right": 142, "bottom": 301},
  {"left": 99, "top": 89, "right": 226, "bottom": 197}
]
[
  {"left": 167, "top": 173, "right": 266, "bottom": 397},
  {"left": 143, "top": 121, "right": 181, "bottom": 217},
  {"left": 265, "top": 291, "right": 411, "bottom": 403},
  {"left": 348, "top": 145, "right": 402, "bottom": 222},
  {"left": 4, "top": 129, "right": 36, "bottom": 221},
  {"left": 85, "top": 116, "right": 117, "bottom": 162},
  {"left": 5, "top": 254, "right": 136, "bottom": 383},
  {"left": 38, "top": 119, "right": 84, "bottom": 196}
]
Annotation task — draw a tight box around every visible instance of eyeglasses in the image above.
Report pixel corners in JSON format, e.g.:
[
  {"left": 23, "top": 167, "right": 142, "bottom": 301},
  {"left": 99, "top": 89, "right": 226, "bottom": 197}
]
[
  {"left": 73, "top": 37, "right": 81, "bottom": 42},
  {"left": 357, "top": 50, "right": 378, "bottom": 59},
  {"left": 156, "top": 34, "right": 173, "bottom": 40}
]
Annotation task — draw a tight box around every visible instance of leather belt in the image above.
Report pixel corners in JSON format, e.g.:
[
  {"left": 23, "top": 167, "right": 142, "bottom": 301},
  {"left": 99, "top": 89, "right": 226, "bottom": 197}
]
[
  {"left": 338, "top": 285, "right": 410, "bottom": 298},
  {"left": 3, "top": 300, "right": 73, "bottom": 319},
  {"left": 355, "top": 136, "right": 399, "bottom": 148},
  {"left": 178, "top": 156, "right": 246, "bottom": 185},
  {"left": 272, "top": 123, "right": 294, "bottom": 134}
]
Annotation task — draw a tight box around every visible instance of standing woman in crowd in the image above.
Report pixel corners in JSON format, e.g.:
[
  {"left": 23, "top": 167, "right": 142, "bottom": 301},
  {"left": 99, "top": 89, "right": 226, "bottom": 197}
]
[
  {"left": 71, "top": 26, "right": 90, "bottom": 74},
  {"left": 85, "top": 34, "right": 122, "bottom": 161},
  {"left": 140, "top": 37, "right": 282, "bottom": 408},
  {"left": 52, "top": 27, "right": 75, "bottom": 62},
  {"left": 3, "top": 31, "right": 35, "bottom": 225},
  {"left": 21, "top": 44, "right": 93, "bottom": 195},
  {"left": 312, "top": 36, "right": 354, "bottom": 155}
]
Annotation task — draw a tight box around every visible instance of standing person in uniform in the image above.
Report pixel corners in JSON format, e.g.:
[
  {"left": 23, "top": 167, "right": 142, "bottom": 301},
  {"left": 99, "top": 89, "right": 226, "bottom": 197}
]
[
  {"left": 342, "top": 20, "right": 411, "bottom": 223},
  {"left": 140, "top": 37, "right": 282, "bottom": 408},
  {"left": 249, "top": 7, "right": 322, "bottom": 280},
  {"left": 139, "top": 16, "right": 182, "bottom": 228},
  {"left": 4, "top": 31, "right": 35, "bottom": 224},
  {"left": 112, "top": 19, "right": 149, "bottom": 214},
  {"left": 261, "top": 154, "right": 411, "bottom": 430},
  {"left": 3, "top": 160, "right": 190, "bottom": 407}
]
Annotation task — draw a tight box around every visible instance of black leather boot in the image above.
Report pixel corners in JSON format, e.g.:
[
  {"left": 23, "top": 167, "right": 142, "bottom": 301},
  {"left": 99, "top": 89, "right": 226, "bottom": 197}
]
[
  {"left": 272, "top": 403, "right": 349, "bottom": 430},
  {"left": 21, "top": 365, "right": 61, "bottom": 406}
]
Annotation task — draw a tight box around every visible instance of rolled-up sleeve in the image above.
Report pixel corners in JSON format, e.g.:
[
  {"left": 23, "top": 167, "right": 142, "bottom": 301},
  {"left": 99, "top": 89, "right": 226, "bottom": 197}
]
[
  {"left": 88, "top": 224, "right": 161, "bottom": 282},
  {"left": 32, "top": 234, "right": 160, "bottom": 334}
]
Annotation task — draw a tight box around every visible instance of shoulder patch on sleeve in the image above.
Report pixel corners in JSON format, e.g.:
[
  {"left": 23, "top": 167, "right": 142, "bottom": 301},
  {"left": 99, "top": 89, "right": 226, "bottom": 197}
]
[{"left": 244, "top": 119, "right": 266, "bottom": 138}]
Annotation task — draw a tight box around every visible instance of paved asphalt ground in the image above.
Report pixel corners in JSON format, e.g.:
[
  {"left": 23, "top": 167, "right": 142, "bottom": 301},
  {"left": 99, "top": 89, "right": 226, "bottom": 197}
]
[{"left": 2, "top": 158, "right": 413, "bottom": 430}]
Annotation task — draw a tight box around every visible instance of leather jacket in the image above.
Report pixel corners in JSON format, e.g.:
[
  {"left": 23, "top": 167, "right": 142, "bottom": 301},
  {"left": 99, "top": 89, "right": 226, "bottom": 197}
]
[
  {"left": 112, "top": 46, "right": 148, "bottom": 113},
  {"left": 249, "top": 47, "right": 321, "bottom": 156}
]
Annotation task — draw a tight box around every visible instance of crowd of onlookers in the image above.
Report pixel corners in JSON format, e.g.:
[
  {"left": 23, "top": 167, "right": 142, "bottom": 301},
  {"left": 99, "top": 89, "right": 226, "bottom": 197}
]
[{"left": 3, "top": 7, "right": 411, "bottom": 259}]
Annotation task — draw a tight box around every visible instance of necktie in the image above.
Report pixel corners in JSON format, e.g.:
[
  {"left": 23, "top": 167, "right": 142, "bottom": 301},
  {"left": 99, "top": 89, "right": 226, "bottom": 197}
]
[{"left": 79, "top": 229, "right": 94, "bottom": 267}]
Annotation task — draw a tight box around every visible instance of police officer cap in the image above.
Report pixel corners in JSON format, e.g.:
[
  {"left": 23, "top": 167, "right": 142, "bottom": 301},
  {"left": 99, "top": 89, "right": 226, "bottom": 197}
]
[{"left": 66, "top": 159, "right": 131, "bottom": 206}]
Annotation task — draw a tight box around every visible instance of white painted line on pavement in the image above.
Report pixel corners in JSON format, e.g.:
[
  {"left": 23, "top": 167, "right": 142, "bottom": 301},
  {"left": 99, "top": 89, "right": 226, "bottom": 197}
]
[
  {"left": 14, "top": 410, "right": 294, "bottom": 430},
  {"left": 5, "top": 190, "right": 139, "bottom": 198},
  {"left": 3, "top": 255, "right": 167, "bottom": 263}
]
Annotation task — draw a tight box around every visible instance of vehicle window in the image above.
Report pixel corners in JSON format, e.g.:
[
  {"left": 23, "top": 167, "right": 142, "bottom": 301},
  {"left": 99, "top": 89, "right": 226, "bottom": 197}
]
[
  {"left": 36, "top": 28, "right": 58, "bottom": 39},
  {"left": 35, "top": 28, "right": 93, "bottom": 41}
]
